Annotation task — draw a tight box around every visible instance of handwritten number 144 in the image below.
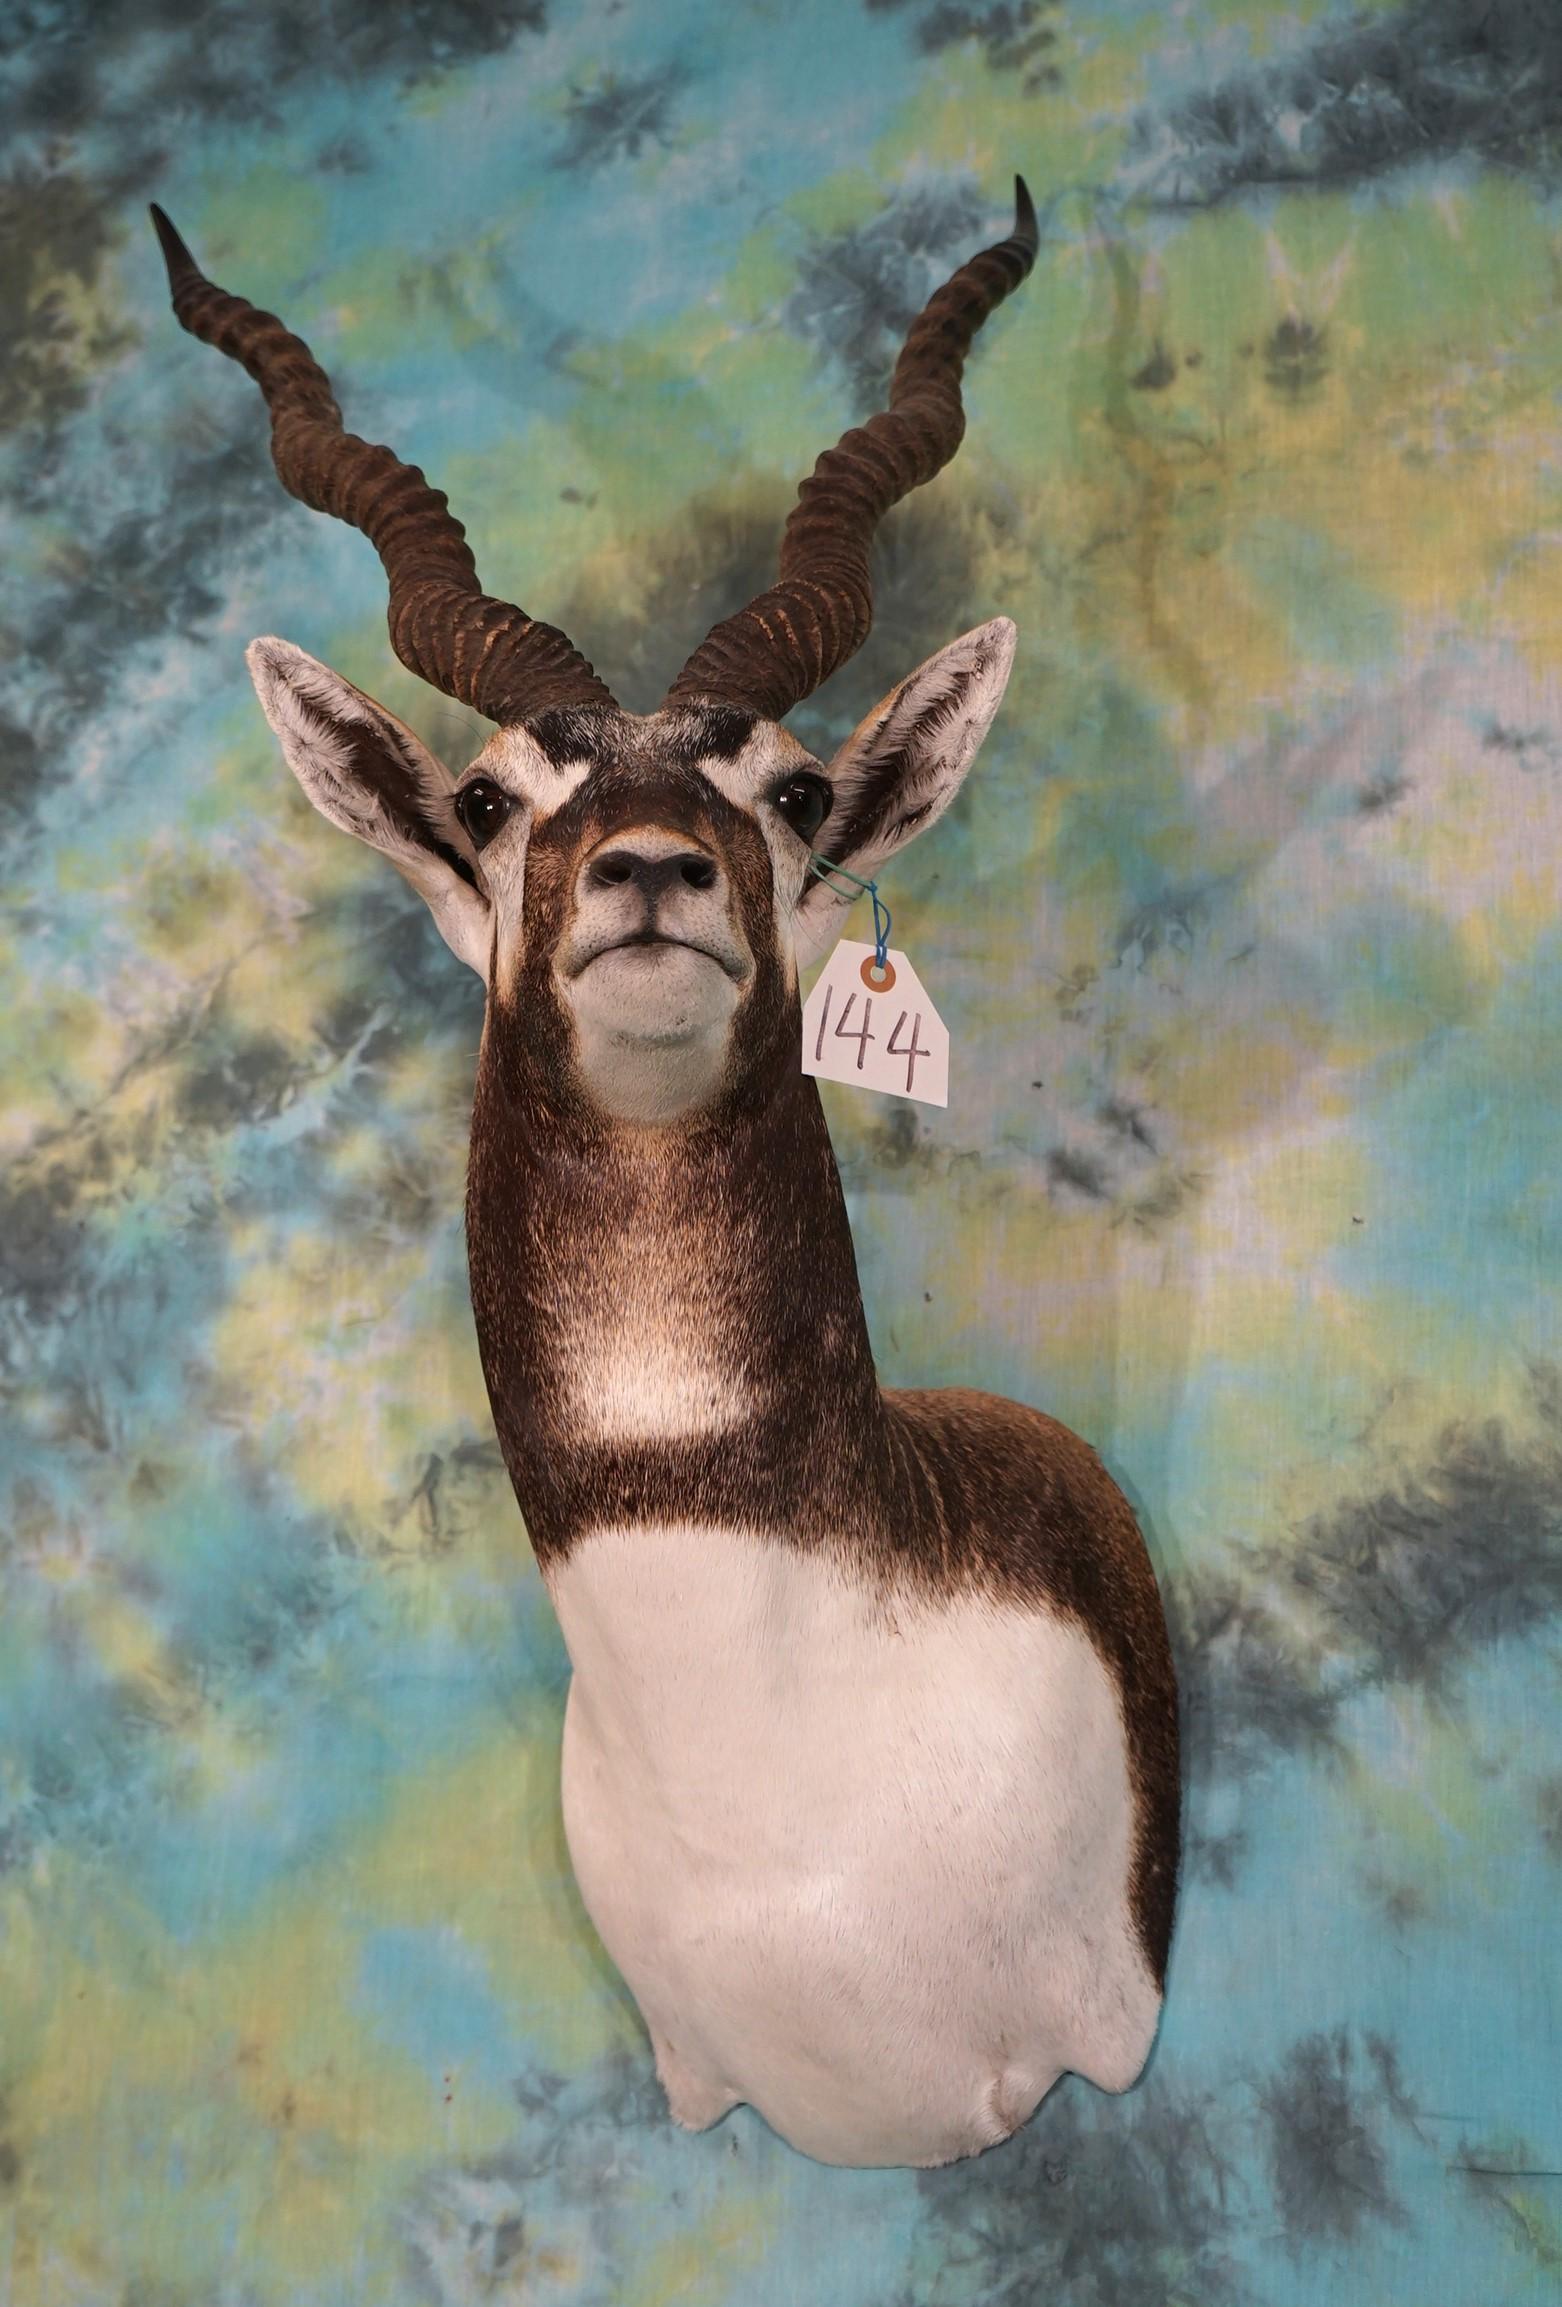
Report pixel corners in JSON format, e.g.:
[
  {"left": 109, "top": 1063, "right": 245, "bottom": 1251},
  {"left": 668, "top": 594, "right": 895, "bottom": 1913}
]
[{"left": 814, "top": 985, "right": 932, "bottom": 1095}]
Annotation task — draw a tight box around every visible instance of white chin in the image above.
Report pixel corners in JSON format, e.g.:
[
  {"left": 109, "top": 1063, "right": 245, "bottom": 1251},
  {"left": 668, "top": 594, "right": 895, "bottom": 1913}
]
[
  {"left": 572, "top": 944, "right": 739, "bottom": 1045},
  {"left": 567, "top": 946, "right": 741, "bottom": 1123}
]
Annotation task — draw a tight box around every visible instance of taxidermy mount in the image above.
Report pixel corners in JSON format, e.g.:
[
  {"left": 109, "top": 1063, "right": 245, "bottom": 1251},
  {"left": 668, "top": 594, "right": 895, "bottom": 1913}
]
[{"left": 152, "top": 178, "right": 1179, "bottom": 2169}]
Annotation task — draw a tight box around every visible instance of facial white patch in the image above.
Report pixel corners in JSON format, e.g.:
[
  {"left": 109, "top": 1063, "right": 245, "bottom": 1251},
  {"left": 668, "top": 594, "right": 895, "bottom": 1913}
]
[
  {"left": 464, "top": 733, "right": 594, "bottom": 1003},
  {"left": 694, "top": 722, "right": 815, "bottom": 812},
  {"left": 696, "top": 724, "right": 827, "bottom": 963},
  {"left": 470, "top": 724, "right": 594, "bottom": 815}
]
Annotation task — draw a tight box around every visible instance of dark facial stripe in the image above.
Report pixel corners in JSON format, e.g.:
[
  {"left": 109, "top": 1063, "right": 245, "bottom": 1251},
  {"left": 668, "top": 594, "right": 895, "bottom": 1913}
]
[
  {"left": 520, "top": 704, "right": 763, "bottom": 773},
  {"left": 522, "top": 704, "right": 629, "bottom": 766},
  {"left": 674, "top": 704, "right": 760, "bottom": 763}
]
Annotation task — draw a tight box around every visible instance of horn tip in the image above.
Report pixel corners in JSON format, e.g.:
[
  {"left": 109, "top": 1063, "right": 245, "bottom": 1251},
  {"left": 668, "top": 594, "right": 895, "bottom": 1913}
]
[
  {"left": 1012, "top": 174, "right": 1039, "bottom": 258},
  {"left": 149, "top": 202, "right": 200, "bottom": 291}
]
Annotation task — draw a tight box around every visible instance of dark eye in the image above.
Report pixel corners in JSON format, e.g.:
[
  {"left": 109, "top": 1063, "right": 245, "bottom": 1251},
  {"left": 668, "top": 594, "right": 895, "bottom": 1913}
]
[
  {"left": 454, "top": 778, "right": 514, "bottom": 851},
  {"left": 770, "top": 773, "right": 834, "bottom": 842}
]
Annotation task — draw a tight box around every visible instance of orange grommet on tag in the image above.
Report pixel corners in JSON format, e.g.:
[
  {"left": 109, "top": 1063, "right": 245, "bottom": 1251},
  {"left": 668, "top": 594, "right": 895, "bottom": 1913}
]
[{"left": 860, "top": 955, "right": 897, "bottom": 992}]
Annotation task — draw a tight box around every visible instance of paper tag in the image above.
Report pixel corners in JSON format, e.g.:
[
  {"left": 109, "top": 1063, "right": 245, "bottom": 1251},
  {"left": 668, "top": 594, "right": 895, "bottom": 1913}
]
[{"left": 801, "top": 940, "right": 949, "bottom": 1107}]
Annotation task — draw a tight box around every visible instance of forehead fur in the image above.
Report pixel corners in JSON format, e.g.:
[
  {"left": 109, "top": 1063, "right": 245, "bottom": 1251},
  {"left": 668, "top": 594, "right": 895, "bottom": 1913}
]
[{"left": 467, "top": 705, "right": 818, "bottom": 812}]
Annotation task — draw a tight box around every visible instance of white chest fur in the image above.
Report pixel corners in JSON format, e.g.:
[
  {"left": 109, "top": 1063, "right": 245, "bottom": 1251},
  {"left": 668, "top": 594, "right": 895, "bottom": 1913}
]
[{"left": 549, "top": 1522, "right": 1160, "bottom": 2167}]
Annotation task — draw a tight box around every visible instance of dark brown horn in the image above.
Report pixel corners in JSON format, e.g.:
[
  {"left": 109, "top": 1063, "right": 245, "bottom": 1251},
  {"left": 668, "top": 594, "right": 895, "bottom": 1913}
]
[
  {"left": 663, "top": 178, "right": 1038, "bottom": 721},
  {"left": 149, "top": 206, "right": 617, "bottom": 723}
]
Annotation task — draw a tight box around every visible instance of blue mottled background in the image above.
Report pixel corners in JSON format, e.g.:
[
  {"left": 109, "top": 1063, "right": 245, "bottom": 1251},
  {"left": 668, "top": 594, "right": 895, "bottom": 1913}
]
[{"left": 3, "top": 0, "right": 1562, "bottom": 2299}]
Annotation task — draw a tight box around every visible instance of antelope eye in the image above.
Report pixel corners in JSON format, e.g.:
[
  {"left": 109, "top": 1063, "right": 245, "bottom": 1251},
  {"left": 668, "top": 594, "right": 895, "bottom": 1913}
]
[
  {"left": 454, "top": 778, "right": 514, "bottom": 851},
  {"left": 770, "top": 773, "right": 834, "bottom": 841}
]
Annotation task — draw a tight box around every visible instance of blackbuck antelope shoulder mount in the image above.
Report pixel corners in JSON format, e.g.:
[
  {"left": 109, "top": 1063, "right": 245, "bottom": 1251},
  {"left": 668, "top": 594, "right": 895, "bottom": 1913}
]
[{"left": 152, "top": 181, "right": 1180, "bottom": 2170}]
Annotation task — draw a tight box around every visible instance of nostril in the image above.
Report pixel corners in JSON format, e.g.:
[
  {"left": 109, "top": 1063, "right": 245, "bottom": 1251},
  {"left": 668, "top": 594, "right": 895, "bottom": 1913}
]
[{"left": 586, "top": 846, "right": 719, "bottom": 894}]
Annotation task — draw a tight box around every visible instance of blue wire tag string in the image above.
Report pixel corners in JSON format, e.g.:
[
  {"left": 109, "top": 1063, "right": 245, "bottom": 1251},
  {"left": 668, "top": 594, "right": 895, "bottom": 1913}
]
[{"left": 807, "top": 854, "right": 892, "bottom": 975}]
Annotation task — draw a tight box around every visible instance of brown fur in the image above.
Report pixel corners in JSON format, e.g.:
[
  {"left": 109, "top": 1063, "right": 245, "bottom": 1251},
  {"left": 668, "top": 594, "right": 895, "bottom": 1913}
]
[
  {"left": 163, "top": 170, "right": 1177, "bottom": 2038},
  {"left": 468, "top": 1008, "right": 1181, "bottom": 1987}
]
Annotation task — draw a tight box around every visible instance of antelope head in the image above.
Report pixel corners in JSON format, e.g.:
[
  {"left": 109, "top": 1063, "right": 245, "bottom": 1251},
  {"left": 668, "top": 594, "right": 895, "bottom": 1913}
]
[{"left": 152, "top": 188, "right": 1036, "bottom": 1129}]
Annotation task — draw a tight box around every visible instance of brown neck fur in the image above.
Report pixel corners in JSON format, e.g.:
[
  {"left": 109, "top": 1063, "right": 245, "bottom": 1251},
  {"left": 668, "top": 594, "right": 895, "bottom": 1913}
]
[
  {"left": 464, "top": 964, "right": 1181, "bottom": 1988},
  {"left": 466, "top": 1017, "right": 890, "bottom": 1568}
]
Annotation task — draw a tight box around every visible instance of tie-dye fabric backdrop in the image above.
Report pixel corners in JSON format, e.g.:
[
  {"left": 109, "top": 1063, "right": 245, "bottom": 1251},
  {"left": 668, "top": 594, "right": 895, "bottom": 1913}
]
[{"left": 4, "top": 0, "right": 1561, "bottom": 2299}]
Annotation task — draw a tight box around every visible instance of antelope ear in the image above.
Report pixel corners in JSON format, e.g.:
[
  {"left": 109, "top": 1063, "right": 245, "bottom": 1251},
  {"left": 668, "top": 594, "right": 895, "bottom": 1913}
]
[
  {"left": 247, "top": 636, "right": 491, "bottom": 977},
  {"left": 793, "top": 618, "right": 1016, "bottom": 967}
]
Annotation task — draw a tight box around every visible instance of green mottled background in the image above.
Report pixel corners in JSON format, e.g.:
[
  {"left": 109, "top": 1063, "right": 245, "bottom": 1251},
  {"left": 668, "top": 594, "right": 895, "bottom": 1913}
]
[{"left": 3, "top": 0, "right": 1562, "bottom": 2299}]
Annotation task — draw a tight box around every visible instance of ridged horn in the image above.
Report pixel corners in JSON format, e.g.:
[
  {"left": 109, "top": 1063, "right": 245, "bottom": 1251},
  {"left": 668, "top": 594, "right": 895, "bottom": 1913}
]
[
  {"left": 663, "top": 177, "right": 1038, "bottom": 721},
  {"left": 149, "top": 205, "right": 617, "bottom": 723}
]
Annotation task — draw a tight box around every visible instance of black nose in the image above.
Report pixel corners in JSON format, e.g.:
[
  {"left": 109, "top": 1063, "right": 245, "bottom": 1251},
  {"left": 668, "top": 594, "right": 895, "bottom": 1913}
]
[{"left": 587, "top": 846, "right": 718, "bottom": 897}]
